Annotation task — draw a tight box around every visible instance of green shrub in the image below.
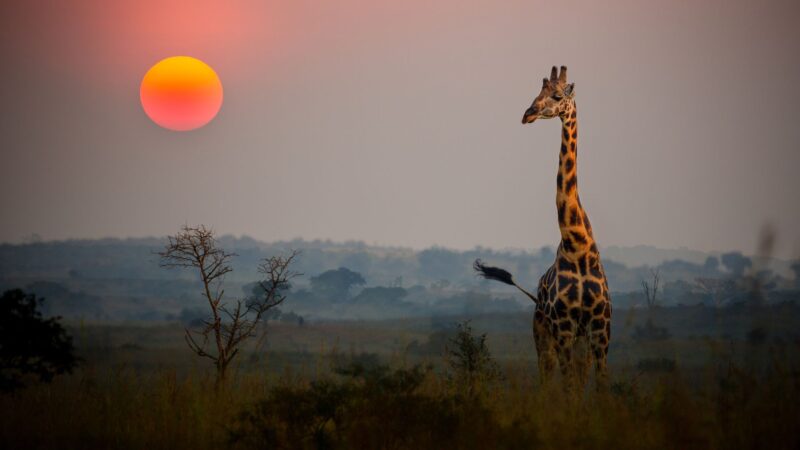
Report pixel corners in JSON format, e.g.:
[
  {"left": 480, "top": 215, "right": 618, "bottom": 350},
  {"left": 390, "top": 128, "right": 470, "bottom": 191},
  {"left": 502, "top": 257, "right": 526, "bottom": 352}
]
[{"left": 444, "top": 320, "right": 502, "bottom": 395}]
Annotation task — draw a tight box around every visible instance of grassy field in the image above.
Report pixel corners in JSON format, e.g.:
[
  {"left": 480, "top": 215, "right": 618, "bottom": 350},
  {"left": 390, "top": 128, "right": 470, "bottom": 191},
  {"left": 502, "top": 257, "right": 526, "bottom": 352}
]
[{"left": 2, "top": 307, "right": 799, "bottom": 449}]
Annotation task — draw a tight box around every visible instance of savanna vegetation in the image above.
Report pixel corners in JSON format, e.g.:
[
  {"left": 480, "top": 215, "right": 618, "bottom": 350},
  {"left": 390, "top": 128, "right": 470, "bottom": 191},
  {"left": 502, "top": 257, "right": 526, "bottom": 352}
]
[
  {"left": 1, "top": 299, "right": 799, "bottom": 449},
  {"left": 2, "top": 236, "right": 800, "bottom": 448}
]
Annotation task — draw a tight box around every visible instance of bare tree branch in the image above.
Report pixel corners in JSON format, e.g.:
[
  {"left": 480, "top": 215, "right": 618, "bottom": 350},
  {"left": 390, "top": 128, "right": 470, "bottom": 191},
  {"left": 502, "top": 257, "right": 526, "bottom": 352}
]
[
  {"left": 642, "top": 268, "right": 660, "bottom": 310},
  {"left": 695, "top": 277, "right": 736, "bottom": 309},
  {"left": 159, "top": 225, "right": 298, "bottom": 388}
]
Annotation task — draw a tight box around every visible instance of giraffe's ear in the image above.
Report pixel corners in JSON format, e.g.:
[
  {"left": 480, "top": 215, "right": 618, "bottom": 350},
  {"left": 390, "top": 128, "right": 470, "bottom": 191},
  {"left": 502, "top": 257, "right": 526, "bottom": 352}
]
[{"left": 564, "top": 83, "right": 575, "bottom": 98}]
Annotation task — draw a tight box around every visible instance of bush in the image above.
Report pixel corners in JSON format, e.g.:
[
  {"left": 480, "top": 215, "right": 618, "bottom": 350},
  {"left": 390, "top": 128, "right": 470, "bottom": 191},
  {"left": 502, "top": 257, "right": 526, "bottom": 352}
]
[
  {"left": 0, "top": 289, "right": 77, "bottom": 391},
  {"left": 445, "top": 321, "right": 502, "bottom": 394},
  {"left": 229, "top": 363, "right": 499, "bottom": 449}
]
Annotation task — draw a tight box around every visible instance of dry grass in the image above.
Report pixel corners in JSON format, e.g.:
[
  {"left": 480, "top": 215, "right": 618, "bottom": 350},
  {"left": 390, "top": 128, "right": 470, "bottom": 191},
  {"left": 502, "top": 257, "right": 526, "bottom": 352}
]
[
  {"left": 2, "top": 348, "right": 799, "bottom": 450},
  {"left": 3, "top": 310, "right": 800, "bottom": 449}
]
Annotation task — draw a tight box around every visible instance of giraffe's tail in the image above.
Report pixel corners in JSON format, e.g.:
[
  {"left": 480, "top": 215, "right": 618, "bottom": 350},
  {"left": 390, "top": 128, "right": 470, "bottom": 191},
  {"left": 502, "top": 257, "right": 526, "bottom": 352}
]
[{"left": 473, "top": 259, "right": 538, "bottom": 304}]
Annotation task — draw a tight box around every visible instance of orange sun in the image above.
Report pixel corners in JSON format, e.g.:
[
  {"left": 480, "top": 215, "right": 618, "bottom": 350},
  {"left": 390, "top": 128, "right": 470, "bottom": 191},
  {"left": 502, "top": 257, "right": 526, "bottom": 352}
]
[{"left": 140, "top": 56, "right": 223, "bottom": 131}]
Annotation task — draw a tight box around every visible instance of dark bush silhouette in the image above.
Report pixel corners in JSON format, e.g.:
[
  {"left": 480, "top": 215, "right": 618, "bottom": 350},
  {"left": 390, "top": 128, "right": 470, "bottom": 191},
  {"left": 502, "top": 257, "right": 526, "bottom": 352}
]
[
  {"left": 229, "top": 362, "right": 500, "bottom": 449},
  {"left": 309, "top": 267, "right": 366, "bottom": 302},
  {"left": 0, "top": 289, "right": 77, "bottom": 391}
]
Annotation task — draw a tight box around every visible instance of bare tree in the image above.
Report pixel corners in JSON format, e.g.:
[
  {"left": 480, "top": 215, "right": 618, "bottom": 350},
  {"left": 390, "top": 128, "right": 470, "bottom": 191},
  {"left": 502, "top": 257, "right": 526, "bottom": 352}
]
[
  {"left": 633, "top": 269, "right": 670, "bottom": 341},
  {"left": 641, "top": 269, "right": 660, "bottom": 310},
  {"left": 159, "top": 225, "right": 299, "bottom": 387},
  {"left": 695, "top": 277, "right": 735, "bottom": 309}
]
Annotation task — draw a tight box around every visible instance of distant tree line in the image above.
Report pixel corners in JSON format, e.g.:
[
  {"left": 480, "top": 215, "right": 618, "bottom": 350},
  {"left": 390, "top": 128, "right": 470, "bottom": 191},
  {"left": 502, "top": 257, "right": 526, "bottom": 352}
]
[{"left": 1, "top": 238, "right": 799, "bottom": 321}]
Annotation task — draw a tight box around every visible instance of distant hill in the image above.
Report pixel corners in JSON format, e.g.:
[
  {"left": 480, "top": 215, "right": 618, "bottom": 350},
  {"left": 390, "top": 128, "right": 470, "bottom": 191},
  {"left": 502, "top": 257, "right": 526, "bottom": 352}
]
[
  {"left": 1, "top": 237, "right": 796, "bottom": 321},
  {"left": 601, "top": 245, "right": 713, "bottom": 267}
]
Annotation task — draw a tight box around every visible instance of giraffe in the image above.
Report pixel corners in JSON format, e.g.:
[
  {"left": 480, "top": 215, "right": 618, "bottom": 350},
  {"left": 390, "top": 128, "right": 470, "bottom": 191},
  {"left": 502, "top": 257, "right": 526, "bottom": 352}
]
[{"left": 474, "top": 65, "right": 611, "bottom": 387}]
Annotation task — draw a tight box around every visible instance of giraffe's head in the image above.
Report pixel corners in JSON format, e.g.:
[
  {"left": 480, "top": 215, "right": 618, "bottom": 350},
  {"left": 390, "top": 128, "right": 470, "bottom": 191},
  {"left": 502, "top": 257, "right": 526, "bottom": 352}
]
[{"left": 522, "top": 66, "right": 575, "bottom": 124}]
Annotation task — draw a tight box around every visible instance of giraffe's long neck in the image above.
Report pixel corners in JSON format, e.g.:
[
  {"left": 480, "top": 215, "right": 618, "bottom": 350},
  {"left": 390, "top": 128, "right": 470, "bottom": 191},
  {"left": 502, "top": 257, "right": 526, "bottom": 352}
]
[{"left": 556, "top": 104, "right": 596, "bottom": 257}]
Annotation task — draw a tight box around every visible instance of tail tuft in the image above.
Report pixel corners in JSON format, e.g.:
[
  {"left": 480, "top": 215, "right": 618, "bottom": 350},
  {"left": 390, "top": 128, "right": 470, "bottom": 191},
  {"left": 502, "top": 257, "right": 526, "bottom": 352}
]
[{"left": 473, "top": 259, "right": 515, "bottom": 286}]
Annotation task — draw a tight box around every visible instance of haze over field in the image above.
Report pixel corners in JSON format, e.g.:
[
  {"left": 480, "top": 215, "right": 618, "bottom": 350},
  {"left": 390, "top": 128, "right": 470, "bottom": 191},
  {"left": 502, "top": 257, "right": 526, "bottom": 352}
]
[
  {"left": 1, "top": 237, "right": 797, "bottom": 323},
  {"left": 2, "top": 4, "right": 800, "bottom": 448},
  {"left": 2, "top": 0, "right": 800, "bottom": 258}
]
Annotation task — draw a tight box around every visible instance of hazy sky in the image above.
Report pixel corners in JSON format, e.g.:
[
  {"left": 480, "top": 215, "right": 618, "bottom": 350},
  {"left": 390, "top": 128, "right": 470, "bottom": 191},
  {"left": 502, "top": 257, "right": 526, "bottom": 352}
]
[{"left": 1, "top": 0, "right": 799, "bottom": 257}]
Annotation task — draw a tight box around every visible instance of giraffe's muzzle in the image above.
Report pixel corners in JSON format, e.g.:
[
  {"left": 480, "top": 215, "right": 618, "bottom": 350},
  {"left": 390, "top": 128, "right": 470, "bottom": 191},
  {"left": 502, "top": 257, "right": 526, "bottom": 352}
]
[
  {"left": 522, "top": 109, "right": 538, "bottom": 124},
  {"left": 522, "top": 105, "right": 539, "bottom": 125}
]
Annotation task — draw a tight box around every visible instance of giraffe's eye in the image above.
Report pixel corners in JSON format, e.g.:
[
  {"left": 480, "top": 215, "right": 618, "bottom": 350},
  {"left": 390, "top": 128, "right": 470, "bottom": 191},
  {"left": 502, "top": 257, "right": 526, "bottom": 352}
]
[{"left": 552, "top": 93, "right": 563, "bottom": 100}]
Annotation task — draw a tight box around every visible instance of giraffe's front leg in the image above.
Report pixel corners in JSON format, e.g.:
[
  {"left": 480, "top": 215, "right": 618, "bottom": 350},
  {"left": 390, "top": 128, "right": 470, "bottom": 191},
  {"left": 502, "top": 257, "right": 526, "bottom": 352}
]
[
  {"left": 533, "top": 311, "right": 557, "bottom": 384},
  {"left": 555, "top": 333, "right": 578, "bottom": 391},
  {"left": 589, "top": 315, "right": 611, "bottom": 389},
  {"left": 574, "top": 335, "right": 592, "bottom": 389},
  {"left": 538, "top": 347, "right": 557, "bottom": 384}
]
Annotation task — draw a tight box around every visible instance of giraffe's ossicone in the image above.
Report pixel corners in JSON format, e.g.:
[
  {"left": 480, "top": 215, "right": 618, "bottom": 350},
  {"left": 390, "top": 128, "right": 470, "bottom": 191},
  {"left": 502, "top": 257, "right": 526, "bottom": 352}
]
[{"left": 476, "top": 65, "right": 612, "bottom": 387}]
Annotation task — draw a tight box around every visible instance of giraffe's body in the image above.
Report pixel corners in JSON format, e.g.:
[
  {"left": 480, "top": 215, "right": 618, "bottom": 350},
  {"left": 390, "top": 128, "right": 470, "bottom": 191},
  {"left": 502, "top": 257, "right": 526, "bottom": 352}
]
[
  {"left": 476, "top": 66, "right": 611, "bottom": 385},
  {"left": 532, "top": 105, "right": 611, "bottom": 382}
]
